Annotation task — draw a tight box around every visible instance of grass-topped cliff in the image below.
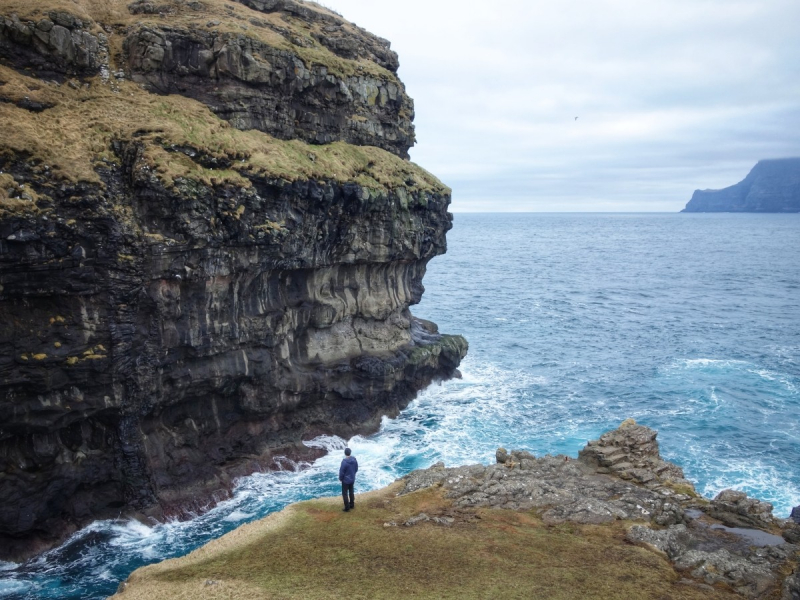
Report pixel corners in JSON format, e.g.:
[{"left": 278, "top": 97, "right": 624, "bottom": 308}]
[
  {"left": 0, "top": 0, "right": 465, "bottom": 561},
  {"left": 1, "top": 0, "right": 436, "bottom": 193},
  {"left": 112, "top": 423, "right": 800, "bottom": 599},
  {"left": 0, "top": 66, "right": 445, "bottom": 205}
]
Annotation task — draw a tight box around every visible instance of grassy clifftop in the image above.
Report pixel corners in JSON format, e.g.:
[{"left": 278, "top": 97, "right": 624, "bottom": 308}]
[
  {"left": 0, "top": 62, "right": 445, "bottom": 192},
  {"left": 111, "top": 482, "right": 738, "bottom": 600},
  {"left": 0, "top": 0, "right": 395, "bottom": 81},
  {"left": 1, "top": 0, "right": 446, "bottom": 202}
]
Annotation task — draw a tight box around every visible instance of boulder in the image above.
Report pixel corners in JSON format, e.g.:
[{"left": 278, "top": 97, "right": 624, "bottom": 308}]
[
  {"left": 709, "top": 489, "right": 775, "bottom": 529},
  {"left": 578, "top": 419, "right": 690, "bottom": 487}
]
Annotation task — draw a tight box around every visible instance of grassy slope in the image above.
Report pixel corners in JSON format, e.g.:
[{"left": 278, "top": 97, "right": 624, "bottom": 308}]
[
  {"left": 113, "top": 483, "right": 740, "bottom": 600},
  {"left": 0, "top": 65, "right": 445, "bottom": 191}
]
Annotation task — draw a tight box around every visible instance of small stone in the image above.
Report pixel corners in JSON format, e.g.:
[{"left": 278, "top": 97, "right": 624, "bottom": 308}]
[{"left": 206, "top": 20, "right": 220, "bottom": 27}]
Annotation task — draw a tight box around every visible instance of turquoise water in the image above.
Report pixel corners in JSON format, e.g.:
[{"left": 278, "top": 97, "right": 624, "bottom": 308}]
[{"left": 1, "top": 213, "right": 799, "bottom": 599}]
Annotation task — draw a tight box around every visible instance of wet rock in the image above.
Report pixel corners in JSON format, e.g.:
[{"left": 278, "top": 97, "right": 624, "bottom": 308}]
[
  {"left": 782, "top": 523, "right": 800, "bottom": 544},
  {"left": 791, "top": 506, "right": 800, "bottom": 524},
  {"left": 495, "top": 448, "right": 508, "bottom": 464}
]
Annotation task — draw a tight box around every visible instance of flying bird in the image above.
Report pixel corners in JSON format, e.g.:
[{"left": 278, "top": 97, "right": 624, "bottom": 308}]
[{"left": 574, "top": 116, "right": 579, "bottom": 121}]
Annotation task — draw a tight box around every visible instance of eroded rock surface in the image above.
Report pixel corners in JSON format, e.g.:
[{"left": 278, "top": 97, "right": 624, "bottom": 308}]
[
  {"left": 401, "top": 421, "right": 800, "bottom": 599},
  {"left": 0, "top": 11, "right": 107, "bottom": 79}
]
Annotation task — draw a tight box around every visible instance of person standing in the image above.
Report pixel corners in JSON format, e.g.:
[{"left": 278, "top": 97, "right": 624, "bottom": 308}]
[{"left": 339, "top": 447, "right": 358, "bottom": 512}]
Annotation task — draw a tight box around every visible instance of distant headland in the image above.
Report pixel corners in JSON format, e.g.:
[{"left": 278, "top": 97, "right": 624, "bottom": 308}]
[{"left": 682, "top": 158, "right": 800, "bottom": 213}]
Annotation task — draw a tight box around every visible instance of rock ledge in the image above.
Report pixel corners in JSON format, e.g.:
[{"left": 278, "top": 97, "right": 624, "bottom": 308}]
[{"left": 402, "top": 420, "right": 800, "bottom": 600}]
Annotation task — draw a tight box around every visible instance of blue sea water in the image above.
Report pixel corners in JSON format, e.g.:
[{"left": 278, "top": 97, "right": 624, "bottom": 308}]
[{"left": 1, "top": 212, "right": 799, "bottom": 599}]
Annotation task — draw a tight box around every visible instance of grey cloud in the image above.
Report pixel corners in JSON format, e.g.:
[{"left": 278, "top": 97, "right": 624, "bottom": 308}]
[{"left": 323, "top": 0, "right": 800, "bottom": 211}]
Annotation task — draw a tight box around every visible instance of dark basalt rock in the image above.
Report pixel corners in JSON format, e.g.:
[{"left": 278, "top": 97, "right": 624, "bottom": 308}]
[
  {"left": 0, "top": 12, "right": 108, "bottom": 80},
  {"left": 682, "top": 158, "right": 800, "bottom": 213},
  {"left": 122, "top": 16, "right": 414, "bottom": 158},
  {"left": 0, "top": 1, "right": 464, "bottom": 561},
  {"left": 0, "top": 148, "right": 467, "bottom": 561}
]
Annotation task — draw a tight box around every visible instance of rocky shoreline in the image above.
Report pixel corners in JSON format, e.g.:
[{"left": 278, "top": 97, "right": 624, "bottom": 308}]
[
  {"left": 112, "top": 420, "right": 800, "bottom": 599},
  {"left": 400, "top": 420, "right": 800, "bottom": 599}
]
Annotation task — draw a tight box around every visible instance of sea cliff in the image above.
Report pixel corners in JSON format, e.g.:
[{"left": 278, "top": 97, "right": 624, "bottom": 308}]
[
  {"left": 682, "top": 158, "right": 800, "bottom": 213},
  {"left": 0, "top": 0, "right": 467, "bottom": 560},
  {"left": 111, "top": 421, "right": 800, "bottom": 600}
]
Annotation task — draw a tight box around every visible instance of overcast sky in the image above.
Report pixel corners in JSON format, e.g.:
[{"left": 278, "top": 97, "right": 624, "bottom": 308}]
[{"left": 320, "top": 0, "right": 800, "bottom": 211}]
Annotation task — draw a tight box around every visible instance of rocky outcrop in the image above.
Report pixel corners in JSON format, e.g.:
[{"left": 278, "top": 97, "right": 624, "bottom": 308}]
[
  {"left": 627, "top": 524, "right": 792, "bottom": 599},
  {"left": 0, "top": 11, "right": 107, "bottom": 80},
  {"left": 0, "top": 0, "right": 465, "bottom": 561},
  {"left": 708, "top": 489, "right": 776, "bottom": 529},
  {"left": 402, "top": 421, "right": 800, "bottom": 599},
  {"left": 578, "top": 417, "right": 690, "bottom": 486},
  {"left": 123, "top": 8, "right": 414, "bottom": 157},
  {"left": 682, "top": 158, "right": 800, "bottom": 213}
]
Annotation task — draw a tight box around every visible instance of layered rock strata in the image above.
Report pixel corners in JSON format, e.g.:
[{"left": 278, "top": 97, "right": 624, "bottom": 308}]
[
  {"left": 402, "top": 421, "right": 800, "bottom": 599},
  {"left": 0, "top": 0, "right": 466, "bottom": 560},
  {"left": 682, "top": 158, "right": 800, "bottom": 213}
]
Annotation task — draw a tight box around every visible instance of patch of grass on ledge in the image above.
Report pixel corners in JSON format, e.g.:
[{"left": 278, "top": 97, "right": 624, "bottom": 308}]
[
  {"left": 0, "top": 65, "right": 446, "bottom": 195},
  {"left": 113, "top": 483, "right": 739, "bottom": 600}
]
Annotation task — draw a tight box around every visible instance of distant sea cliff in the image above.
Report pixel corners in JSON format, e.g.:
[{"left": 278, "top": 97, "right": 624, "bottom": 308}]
[{"left": 682, "top": 158, "right": 800, "bottom": 213}]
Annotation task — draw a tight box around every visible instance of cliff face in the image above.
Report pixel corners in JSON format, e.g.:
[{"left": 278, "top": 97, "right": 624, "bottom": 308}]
[
  {"left": 682, "top": 158, "right": 800, "bottom": 213},
  {"left": 0, "top": 0, "right": 467, "bottom": 560}
]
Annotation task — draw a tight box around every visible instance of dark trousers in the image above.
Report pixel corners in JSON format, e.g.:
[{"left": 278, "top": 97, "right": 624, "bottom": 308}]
[{"left": 342, "top": 482, "right": 354, "bottom": 508}]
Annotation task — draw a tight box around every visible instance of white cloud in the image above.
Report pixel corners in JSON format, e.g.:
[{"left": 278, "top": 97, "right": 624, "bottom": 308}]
[{"left": 319, "top": 0, "right": 800, "bottom": 211}]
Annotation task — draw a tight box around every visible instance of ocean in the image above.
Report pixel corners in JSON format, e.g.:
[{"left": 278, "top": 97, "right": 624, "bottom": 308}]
[{"left": 1, "top": 212, "right": 799, "bottom": 599}]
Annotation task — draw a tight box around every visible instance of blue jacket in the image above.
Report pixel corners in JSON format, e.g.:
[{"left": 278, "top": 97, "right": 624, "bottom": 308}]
[{"left": 339, "top": 456, "right": 358, "bottom": 485}]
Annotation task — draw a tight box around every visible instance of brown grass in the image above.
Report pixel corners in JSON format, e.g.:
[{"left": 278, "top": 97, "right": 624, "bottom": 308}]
[
  {"left": 0, "top": 65, "right": 445, "bottom": 194},
  {"left": 111, "top": 483, "right": 740, "bottom": 600},
  {"left": 0, "top": 0, "right": 443, "bottom": 206}
]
